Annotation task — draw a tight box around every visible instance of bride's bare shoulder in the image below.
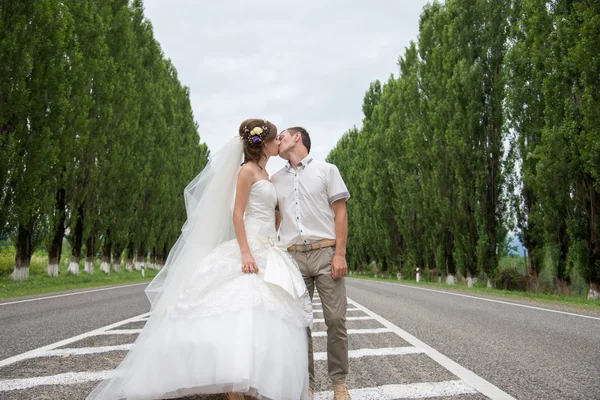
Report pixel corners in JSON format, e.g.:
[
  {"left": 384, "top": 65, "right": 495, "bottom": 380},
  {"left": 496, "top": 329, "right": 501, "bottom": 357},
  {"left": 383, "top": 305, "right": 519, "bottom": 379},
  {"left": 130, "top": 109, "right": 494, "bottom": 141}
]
[
  {"left": 239, "top": 162, "right": 266, "bottom": 185},
  {"left": 237, "top": 164, "right": 255, "bottom": 184}
]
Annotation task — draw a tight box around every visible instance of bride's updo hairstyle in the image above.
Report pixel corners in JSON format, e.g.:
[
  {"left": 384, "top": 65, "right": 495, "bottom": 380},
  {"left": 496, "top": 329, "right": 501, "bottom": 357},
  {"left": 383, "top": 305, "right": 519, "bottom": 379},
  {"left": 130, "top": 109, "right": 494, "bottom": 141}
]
[{"left": 238, "top": 118, "right": 277, "bottom": 169}]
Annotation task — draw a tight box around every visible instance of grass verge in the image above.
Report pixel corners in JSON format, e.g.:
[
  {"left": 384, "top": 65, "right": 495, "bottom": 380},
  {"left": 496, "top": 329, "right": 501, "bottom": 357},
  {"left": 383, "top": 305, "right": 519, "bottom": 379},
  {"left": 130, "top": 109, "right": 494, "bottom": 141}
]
[{"left": 0, "top": 257, "right": 158, "bottom": 300}]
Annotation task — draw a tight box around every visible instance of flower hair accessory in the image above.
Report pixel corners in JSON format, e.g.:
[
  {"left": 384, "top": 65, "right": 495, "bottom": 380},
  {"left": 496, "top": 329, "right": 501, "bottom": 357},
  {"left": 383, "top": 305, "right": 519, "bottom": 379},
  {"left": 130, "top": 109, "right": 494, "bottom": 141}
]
[{"left": 243, "top": 119, "right": 269, "bottom": 145}]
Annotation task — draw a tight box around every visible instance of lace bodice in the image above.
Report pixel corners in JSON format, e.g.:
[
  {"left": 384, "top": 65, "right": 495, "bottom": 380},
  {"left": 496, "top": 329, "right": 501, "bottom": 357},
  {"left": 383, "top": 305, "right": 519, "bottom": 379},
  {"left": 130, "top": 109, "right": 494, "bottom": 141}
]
[{"left": 244, "top": 180, "right": 277, "bottom": 238}]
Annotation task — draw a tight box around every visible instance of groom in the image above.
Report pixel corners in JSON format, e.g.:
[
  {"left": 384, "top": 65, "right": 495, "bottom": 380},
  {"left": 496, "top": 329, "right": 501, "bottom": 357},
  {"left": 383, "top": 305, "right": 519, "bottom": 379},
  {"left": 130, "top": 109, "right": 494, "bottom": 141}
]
[{"left": 272, "top": 127, "right": 351, "bottom": 400}]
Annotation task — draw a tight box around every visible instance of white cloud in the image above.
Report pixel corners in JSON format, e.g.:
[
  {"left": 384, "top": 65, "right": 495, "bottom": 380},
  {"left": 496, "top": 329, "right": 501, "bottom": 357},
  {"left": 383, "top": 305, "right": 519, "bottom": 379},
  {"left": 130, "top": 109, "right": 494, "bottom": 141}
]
[{"left": 142, "top": 0, "right": 431, "bottom": 174}]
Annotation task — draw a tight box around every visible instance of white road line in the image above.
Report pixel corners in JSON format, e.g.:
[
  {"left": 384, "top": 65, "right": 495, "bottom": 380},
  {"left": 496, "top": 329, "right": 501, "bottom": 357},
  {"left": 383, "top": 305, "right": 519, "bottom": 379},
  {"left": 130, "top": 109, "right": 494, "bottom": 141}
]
[
  {"left": 99, "top": 329, "right": 142, "bottom": 335},
  {"left": 0, "top": 283, "right": 149, "bottom": 306},
  {"left": 315, "top": 380, "right": 477, "bottom": 399},
  {"left": 312, "top": 328, "right": 391, "bottom": 337},
  {"left": 0, "top": 313, "right": 149, "bottom": 368},
  {"left": 0, "top": 371, "right": 111, "bottom": 392},
  {"left": 314, "top": 347, "right": 423, "bottom": 361},
  {"left": 313, "top": 307, "right": 359, "bottom": 313},
  {"left": 349, "top": 298, "right": 516, "bottom": 400},
  {"left": 34, "top": 344, "right": 134, "bottom": 358},
  {"left": 0, "top": 373, "right": 473, "bottom": 398},
  {"left": 355, "top": 279, "right": 600, "bottom": 321},
  {"left": 313, "top": 316, "right": 373, "bottom": 323}
]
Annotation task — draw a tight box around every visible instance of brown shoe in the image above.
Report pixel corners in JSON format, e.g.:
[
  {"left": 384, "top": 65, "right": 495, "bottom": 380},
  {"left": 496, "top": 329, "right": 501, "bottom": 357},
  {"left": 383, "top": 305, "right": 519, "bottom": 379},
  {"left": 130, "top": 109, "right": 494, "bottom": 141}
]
[{"left": 333, "top": 382, "right": 351, "bottom": 400}]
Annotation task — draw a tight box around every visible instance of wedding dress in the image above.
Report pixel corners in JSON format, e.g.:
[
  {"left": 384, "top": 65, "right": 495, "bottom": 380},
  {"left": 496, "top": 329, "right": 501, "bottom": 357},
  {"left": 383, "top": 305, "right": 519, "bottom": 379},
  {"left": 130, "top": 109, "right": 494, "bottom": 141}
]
[{"left": 87, "top": 138, "right": 312, "bottom": 400}]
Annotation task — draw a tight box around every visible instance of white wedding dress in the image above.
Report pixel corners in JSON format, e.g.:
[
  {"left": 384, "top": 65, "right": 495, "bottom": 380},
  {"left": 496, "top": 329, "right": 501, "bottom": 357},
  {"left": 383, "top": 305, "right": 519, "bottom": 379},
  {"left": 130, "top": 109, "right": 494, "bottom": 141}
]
[{"left": 87, "top": 179, "right": 312, "bottom": 400}]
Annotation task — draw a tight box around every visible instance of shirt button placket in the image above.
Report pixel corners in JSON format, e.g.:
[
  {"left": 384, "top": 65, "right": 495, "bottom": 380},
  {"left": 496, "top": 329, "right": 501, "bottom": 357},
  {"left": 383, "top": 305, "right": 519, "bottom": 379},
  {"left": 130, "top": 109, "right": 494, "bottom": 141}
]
[{"left": 294, "top": 172, "right": 306, "bottom": 244}]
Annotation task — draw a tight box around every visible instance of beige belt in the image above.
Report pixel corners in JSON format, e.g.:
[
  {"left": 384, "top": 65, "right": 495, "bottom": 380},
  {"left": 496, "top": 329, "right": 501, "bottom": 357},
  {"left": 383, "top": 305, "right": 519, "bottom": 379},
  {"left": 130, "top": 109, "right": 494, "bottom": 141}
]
[{"left": 287, "top": 239, "right": 336, "bottom": 252}]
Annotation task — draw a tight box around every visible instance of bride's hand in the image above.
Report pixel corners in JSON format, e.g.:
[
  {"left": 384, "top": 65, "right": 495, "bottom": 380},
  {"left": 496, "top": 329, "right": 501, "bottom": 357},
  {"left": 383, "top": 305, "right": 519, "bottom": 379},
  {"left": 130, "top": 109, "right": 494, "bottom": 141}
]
[{"left": 241, "top": 251, "right": 258, "bottom": 274}]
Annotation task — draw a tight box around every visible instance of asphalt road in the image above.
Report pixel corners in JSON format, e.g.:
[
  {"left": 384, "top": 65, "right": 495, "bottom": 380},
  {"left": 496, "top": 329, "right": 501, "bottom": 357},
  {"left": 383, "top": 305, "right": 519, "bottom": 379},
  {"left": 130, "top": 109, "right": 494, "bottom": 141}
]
[
  {"left": 1, "top": 279, "right": 599, "bottom": 399},
  {"left": 345, "top": 279, "right": 600, "bottom": 400},
  {"left": 0, "top": 283, "right": 150, "bottom": 360}
]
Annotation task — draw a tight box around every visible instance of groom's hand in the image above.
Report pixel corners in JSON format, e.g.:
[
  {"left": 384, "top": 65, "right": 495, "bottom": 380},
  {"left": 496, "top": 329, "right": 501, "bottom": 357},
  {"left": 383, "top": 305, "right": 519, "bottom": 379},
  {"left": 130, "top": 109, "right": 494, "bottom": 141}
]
[{"left": 332, "top": 254, "right": 348, "bottom": 280}]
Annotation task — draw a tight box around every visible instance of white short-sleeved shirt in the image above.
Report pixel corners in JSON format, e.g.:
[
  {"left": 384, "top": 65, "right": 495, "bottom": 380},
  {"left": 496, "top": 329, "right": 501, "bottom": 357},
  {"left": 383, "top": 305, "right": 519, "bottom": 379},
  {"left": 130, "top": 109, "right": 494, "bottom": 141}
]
[{"left": 271, "top": 155, "right": 350, "bottom": 247}]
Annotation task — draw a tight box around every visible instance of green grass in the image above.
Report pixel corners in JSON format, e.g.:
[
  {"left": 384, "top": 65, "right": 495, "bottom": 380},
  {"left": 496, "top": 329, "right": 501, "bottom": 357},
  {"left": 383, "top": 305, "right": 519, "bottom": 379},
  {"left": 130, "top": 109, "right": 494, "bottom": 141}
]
[
  {"left": 0, "top": 248, "right": 158, "bottom": 300},
  {"left": 350, "top": 274, "right": 600, "bottom": 309}
]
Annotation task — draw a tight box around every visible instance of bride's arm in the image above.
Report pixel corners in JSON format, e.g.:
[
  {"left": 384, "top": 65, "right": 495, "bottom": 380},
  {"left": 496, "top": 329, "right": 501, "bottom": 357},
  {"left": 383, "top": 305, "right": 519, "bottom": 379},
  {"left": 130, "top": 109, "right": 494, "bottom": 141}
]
[{"left": 233, "top": 166, "right": 258, "bottom": 273}]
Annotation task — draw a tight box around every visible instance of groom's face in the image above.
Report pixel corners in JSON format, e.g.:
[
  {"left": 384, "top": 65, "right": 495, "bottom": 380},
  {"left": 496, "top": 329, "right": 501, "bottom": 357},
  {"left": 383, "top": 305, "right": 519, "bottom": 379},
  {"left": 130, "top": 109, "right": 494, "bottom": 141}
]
[{"left": 277, "top": 130, "right": 295, "bottom": 160}]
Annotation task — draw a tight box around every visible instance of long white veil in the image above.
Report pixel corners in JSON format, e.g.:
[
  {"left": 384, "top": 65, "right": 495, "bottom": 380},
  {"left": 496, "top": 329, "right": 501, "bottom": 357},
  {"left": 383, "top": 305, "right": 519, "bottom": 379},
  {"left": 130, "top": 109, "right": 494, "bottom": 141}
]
[
  {"left": 86, "top": 136, "right": 244, "bottom": 399},
  {"left": 145, "top": 136, "right": 243, "bottom": 315}
]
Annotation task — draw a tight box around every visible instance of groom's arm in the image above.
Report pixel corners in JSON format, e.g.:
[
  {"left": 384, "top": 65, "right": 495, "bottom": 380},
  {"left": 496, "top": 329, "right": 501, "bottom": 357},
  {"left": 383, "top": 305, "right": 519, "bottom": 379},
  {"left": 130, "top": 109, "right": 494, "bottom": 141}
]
[
  {"left": 275, "top": 204, "right": 282, "bottom": 231},
  {"left": 331, "top": 199, "right": 348, "bottom": 280}
]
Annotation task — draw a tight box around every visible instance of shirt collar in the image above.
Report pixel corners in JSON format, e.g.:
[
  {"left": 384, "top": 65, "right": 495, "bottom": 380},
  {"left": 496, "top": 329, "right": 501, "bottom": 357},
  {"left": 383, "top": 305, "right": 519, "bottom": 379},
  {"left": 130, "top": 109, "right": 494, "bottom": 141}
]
[{"left": 286, "top": 155, "right": 313, "bottom": 172}]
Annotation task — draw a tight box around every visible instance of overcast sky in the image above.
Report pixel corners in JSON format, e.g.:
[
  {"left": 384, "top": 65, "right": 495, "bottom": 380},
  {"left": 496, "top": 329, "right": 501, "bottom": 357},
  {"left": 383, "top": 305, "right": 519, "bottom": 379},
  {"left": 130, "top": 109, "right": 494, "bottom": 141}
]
[{"left": 143, "top": 0, "right": 431, "bottom": 174}]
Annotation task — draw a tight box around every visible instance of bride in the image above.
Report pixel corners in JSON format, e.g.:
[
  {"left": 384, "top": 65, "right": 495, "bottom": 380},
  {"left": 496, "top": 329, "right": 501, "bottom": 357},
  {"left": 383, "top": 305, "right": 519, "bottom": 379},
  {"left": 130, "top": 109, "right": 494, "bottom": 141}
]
[{"left": 87, "top": 119, "right": 312, "bottom": 400}]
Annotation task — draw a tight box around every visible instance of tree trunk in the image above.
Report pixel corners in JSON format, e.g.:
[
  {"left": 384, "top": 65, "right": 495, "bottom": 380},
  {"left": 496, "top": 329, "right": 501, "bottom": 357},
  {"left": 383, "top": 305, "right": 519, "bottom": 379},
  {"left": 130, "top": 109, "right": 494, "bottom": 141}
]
[
  {"left": 159, "top": 242, "right": 169, "bottom": 270},
  {"left": 12, "top": 223, "right": 32, "bottom": 281},
  {"left": 466, "top": 270, "right": 477, "bottom": 288},
  {"left": 588, "top": 282, "right": 600, "bottom": 300},
  {"left": 84, "top": 235, "right": 94, "bottom": 274},
  {"left": 149, "top": 247, "right": 157, "bottom": 270},
  {"left": 445, "top": 229, "right": 456, "bottom": 275},
  {"left": 135, "top": 242, "right": 145, "bottom": 271},
  {"left": 47, "top": 188, "right": 66, "bottom": 277},
  {"left": 446, "top": 274, "right": 457, "bottom": 285},
  {"left": 585, "top": 177, "right": 600, "bottom": 301},
  {"left": 112, "top": 243, "right": 122, "bottom": 273},
  {"left": 68, "top": 206, "right": 84, "bottom": 275},
  {"left": 556, "top": 219, "right": 570, "bottom": 284},
  {"left": 126, "top": 241, "right": 134, "bottom": 272},
  {"left": 100, "top": 234, "right": 111, "bottom": 274}
]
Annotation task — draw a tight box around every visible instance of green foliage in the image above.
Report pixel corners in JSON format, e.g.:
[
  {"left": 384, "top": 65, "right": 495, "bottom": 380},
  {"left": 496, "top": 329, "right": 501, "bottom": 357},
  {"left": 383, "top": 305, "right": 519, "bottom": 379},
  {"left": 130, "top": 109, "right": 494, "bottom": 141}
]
[
  {"left": 328, "top": 0, "right": 600, "bottom": 295},
  {"left": 0, "top": 0, "right": 209, "bottom": 280},
  {"left": 493, "top": 267, "right": 524, "bottom": 291}
]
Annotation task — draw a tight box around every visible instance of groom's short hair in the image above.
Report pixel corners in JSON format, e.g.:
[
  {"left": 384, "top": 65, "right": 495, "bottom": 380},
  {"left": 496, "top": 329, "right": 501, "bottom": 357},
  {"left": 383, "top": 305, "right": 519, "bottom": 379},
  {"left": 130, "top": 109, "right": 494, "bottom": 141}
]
[{"left": 285, "top": 127, "right": 311, "bottom": 153}]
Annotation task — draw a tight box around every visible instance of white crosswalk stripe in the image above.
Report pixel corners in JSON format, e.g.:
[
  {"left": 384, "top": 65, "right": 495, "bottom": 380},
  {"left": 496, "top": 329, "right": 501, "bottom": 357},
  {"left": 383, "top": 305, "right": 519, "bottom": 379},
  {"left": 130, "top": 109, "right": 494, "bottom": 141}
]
[
  {"left": 313, "top": 316, "right": 373, "bottom": 323},
  {"left": 99, "top": 329, "right": 142, "bottom": 335},
  {"left": 313, "top": 307, "right": 359, "bottom": 313},
  {"left": 23, "top": 344, "right": 134, "bottom": 359},
  {"left": 0, "top": 297, "right": 512, "bottom": 399},
  {"left": 314, "top": 346, "right": 424, "bottom": 361},
  {"left": 0, "top": 371, "right": 111, "bottom": 392},
  {"left": 315, "top": 380, "right": 478, "bottom": 399},
  {"left": 311, "top": 327, "right": 392, "bottom": 337}
]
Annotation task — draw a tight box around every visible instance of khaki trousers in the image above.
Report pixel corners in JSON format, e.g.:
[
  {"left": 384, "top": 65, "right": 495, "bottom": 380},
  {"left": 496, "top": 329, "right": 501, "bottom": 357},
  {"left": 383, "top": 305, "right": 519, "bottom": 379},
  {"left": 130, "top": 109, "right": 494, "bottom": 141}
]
[{"left": 290, "top": 246, "right": 348, "bottom": 388}]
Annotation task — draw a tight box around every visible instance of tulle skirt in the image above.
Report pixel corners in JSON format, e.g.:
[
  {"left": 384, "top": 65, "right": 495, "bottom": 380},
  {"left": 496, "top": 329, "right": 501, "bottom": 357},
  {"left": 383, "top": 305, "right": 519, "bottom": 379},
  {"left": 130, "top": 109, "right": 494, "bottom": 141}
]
[
  {"left": 106, "top": 308, "right": 308, "bottom": 399},
  {"left": 87, "top": 237, "right": 312, "bottom": 400}
]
